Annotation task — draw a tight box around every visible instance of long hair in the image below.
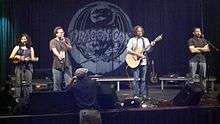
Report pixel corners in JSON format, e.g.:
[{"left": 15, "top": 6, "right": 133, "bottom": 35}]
[
  {"left": 133, "top": 25, "right": 144, "bottom": 36},
  {"left": 17, "top": 33, "right": 32, "bottom": 48}
]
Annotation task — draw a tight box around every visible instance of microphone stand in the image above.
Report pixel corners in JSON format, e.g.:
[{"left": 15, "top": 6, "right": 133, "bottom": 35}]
[
  {"left": 206, "top": 40, "right": 219, "bottom": 51},
  {"left": 205, "top": 40, "right": 219, "bottom": 93}
]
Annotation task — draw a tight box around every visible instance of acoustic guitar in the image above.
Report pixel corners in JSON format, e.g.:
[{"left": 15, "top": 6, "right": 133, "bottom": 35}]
[{"left": 125, "top": 34, "right": 163, "bottom": 68}]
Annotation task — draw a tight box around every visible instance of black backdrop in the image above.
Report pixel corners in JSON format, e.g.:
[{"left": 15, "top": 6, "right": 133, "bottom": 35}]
[{"left": 0, "top": 0, "right": 219, "bottom": 82}]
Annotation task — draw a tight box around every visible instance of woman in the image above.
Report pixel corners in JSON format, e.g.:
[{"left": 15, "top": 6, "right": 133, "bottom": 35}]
[{"left": 9, "top": 33, "right": 38, "bottom": 101}]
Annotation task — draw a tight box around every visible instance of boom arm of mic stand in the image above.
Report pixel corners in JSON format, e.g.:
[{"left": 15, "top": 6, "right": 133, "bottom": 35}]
[{"left": 207, "top": 41, "right": 219, "bottom": 51}]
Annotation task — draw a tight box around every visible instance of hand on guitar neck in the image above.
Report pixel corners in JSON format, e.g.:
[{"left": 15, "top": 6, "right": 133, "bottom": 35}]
[{"left": 133, "top": 41, "right": 156, "bottom": 59}]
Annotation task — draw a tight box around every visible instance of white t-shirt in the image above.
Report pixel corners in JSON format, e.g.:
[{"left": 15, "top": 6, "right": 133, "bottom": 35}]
[{"left": 127, "top": 37, "right": 150, "bottom": 65}]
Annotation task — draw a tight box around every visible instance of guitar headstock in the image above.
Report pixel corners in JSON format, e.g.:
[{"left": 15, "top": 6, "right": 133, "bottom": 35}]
[{"left": 153, "top": 34, "right": 163, "bottom": 42}]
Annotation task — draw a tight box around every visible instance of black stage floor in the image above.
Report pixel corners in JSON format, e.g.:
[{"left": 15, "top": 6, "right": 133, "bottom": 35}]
[{"left": 117, "top": 83, "right": 220, "bottom": 101}]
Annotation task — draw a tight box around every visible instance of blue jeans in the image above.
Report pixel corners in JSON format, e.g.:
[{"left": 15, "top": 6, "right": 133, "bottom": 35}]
[
  {"left": 52, "top": 66, "right": 72, "bottom": 91},
  {"left": 189, "top": 62, "right": 206, "bottom": 79},
  {"left": 132, "top": 65, "right": 147, "bottom": 97},
  {"left": 189, "top": 61, "right": 207, "bottom": 90}
]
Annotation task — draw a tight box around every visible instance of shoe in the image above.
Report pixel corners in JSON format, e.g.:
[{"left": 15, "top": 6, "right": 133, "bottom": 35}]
[
  {"left": 141, "top": 103, "right": 147, "bottom": 108},
  {"left": 15, "top": 98, "right": 19, "bottom": 103},
  {"left": 134, "top": 96, "right": 139, "bottom": 99}
]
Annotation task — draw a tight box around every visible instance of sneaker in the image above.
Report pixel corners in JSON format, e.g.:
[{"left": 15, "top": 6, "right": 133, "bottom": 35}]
[
  {"left": 134, "top": 96, "right": 139, "bottom": 99},
  {"left": 141, "top": 103, "right": 147, "bottom": 108},
  {"left": 15, "top": 98, "right": 19, "bottom": 103}
]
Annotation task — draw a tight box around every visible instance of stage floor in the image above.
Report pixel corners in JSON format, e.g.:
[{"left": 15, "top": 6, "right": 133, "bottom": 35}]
[
  {"left": 117, "top": 83, "right": 220, "bottom": 102},
  {"left": 0, "top": 83, "right": 220, "bottom": 124}
]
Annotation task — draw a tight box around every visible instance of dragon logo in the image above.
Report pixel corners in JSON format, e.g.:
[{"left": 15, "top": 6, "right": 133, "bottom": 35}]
[{"left": 68, "top": 1, "right": 132, "bottom": 73}]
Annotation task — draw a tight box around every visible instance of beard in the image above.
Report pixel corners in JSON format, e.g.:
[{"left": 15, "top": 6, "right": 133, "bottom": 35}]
[
  {"left": 195, "top": 33, "right": 202, "bottom": 38},
  {"left": 136, "top": 34, "right": 143, "bottom": 38}
]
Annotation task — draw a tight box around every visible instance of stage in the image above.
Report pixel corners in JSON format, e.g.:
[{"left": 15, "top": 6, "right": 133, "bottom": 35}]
[{"left": 0, "top": 84, "right": 220, "bottom": 124}]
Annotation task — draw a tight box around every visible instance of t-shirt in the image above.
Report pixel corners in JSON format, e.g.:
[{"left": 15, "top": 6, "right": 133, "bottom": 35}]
[
  {"left": 188, "top": 37, "right": 208, "bottom": 63},
  {"left": 49, "top": 37, "right": 72, "bottom": 70},
  {"left": 127, "top": 37, "right": 150, "bottom": 65}
]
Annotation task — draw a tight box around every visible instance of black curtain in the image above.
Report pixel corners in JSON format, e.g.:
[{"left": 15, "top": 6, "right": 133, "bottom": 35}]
[
  {"left": 0, "top": 0, "right": 219, "bottom": 83},
  {"left": 203, "top": 0, "right": 220, "bottom": 80}
]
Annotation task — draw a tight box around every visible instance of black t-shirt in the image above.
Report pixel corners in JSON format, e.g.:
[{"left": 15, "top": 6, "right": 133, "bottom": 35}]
[{"left": 188, "top": 37, "right": 208, "bottom": 63}]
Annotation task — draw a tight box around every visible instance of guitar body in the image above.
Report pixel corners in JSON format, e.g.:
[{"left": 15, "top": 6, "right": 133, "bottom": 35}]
[
  {"left": 11, "top": 58, "right": 20, "bottom": 64},
  {"left": 125, "top": 49, "right": 143, "bottom": 68},
  {"left": 125, "top": 34, "right": 163, "bottom": 69},
  {"left": 10, "top": 56, "right": 38, "bottom": 64},
  {"left": 150, "top": 60, "right": 158, "bottom": 83},
  {"left": 150, "top": 75, "right": 158, "bottom": 83},
  {"left": 125, "top": 54, "right": 141, "bottom": 68}
]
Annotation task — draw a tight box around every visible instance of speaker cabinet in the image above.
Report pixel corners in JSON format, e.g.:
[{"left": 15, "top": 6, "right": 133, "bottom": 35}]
[
  {"left": 173, "top": 83, "right": 204, "bottom": 106},
  {"left": 29, "top": 91, "right": 76, "bottom": 114},
  {"left": 97, "top": 84, "right": 117, "bottom": 109}
]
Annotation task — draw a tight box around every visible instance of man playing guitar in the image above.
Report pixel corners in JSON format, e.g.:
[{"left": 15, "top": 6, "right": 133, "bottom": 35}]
[{"left": 126, "top": 25, "right": 155, "bottom": 99}]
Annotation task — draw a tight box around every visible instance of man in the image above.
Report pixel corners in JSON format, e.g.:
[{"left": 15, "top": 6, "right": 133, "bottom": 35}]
[
  {"left": 188, "top": 27, "right": 210, "bottom": 90},
  {"left": 67, "top": 68, "right": 98, "bottom": 110},
  {"left": 68, "top": 68, "right": 100, "bottom": 123},
  {"left": 126, "top": 25, "right": 155, "bottom": 99},
  {"left": 50, "top": 26, "right": 73, "bottom": 91}
]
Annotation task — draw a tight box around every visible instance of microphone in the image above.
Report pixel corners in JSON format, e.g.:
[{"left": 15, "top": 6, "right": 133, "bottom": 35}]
[
  {"left": 58, "top": 37, "right": 64, "bottom": 41},
  {"left": 201, "top": 34, "right": 204, "bottom": 38}
]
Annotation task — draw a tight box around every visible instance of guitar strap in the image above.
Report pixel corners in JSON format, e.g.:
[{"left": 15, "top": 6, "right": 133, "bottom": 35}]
[
  {"left": 133, "top": 37, "right": 148, "bottom": 65},
  {"left": 16, "top": 46, "right": 22, "bottom": 55},
  {"left": 141, "top": 37, "right": 145, "bottom": 50},
  {"left": 133, "top": 37, "right": 145, "bottom": 51}
]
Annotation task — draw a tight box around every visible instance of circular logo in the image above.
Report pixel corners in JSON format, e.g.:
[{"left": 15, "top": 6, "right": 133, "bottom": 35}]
[{"left": 68, "top": 1, "right": 132, "bottom": 73}]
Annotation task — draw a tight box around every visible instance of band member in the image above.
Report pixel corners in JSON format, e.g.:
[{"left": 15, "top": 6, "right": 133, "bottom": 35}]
[
  {"left": 126, "top": 25, "right": 155, "bottom": 99},
  {"left": 188, "top": 27, "right": 210, "bottom": 89},
  {"left": 9, "top": 33, "right": 39, "bottom": 101},
  {"left": 49, "top": 26, "right": 73, "bottom": 91}
]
